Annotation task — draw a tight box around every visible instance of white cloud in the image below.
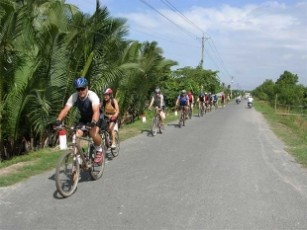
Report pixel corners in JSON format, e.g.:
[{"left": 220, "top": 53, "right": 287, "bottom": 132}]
[
  {"left": 68, "top": 0, "right": 307, "bottom": 89},
  {"left": 128, "top": 1, "right": 307, "bottom": 89}
]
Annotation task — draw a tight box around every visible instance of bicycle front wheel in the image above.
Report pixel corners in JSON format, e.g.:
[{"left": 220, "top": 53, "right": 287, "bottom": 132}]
[
  {"left": 55, "top": 149, "right": 80, "bottom": 198},
  {"left": 179, "top": 112, "right": 184, "bottom": 127},
  {"left": 111, "top": 131, "right": 120, "bottom": 157},
  {"left": 152, "top": 117, "right": 159, "bottom": 136}
]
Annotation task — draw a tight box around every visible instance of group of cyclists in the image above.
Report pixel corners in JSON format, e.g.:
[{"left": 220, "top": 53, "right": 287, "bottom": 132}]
[
  {"left": 54, "top": 77, "right": 119, "bottom": 165},
  {"left": 148, "top": 87, "right": 227, "bottom": 130},
  {"left": 53, "top": 77, "right": 227, "bottom": 164}
]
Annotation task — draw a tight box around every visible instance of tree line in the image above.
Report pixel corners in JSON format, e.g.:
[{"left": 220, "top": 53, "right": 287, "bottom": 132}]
[
  {"left": 252, "top": 70, "right": 307, "bottom": 111},
  {"left": 0, "top": 0, "right": 225, "bottom": 160}
]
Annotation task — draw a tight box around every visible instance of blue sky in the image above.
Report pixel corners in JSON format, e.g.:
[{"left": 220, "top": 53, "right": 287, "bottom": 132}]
[{"left": 65, "top": 0, "right": 307, "bottom": 90}]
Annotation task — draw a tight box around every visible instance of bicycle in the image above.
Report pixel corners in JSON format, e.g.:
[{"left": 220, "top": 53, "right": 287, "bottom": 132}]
[
  {"left": 100, "top": 116, "right": 120, "bottom": 158},
  {"left": 198, "top": 102, "right": 205, "bottom": 117},
  {"left": 151, "top": 107, "right": 163, "bottom": 136},
  {"left": 55, "top": 124, "right": 105, "bottom": 198},
  {"left": 178, "top": 105, "right": 186, "bottom": 128}
]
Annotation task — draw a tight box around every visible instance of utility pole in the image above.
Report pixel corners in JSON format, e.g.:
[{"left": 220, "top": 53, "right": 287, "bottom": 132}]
[
  {"left": 230, "top": 76, "right": 234, "bottom": 99},
  {"left": 198, "top": 34, "right": 209, "bottom": 69}
]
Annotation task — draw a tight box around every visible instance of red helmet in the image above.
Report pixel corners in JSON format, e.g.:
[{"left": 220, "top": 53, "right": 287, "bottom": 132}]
[{"left": 103, "top": 88, "right": 113, "bottom": 95}]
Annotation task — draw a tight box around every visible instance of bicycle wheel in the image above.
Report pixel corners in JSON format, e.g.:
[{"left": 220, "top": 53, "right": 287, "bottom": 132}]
[
  {"left": 152, "top": 116, "right": 158, "bottom": 136},
  {"left": 90, "top": 146, "right": 106, "bottom": 180},
  {"left": 179, "top": 111, "right": 184, "bottom": 128},
  {"left": 55, "top": 149, "right": 80, "bottom": 197},
  {"left": 111, "top": 131, "right": 120, "bottom": 157},
  {"left": 188, "top": 107, "right": 192, "bottom": 119}
]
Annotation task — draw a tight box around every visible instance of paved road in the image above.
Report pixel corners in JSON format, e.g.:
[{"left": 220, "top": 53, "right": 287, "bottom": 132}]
[{"left": 1, "top": 101, "right": 307, "bottom": 230}]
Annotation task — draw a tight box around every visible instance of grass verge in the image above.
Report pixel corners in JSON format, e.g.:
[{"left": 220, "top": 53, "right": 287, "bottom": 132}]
[
  {"left": 0, "top": 109, "right": 179, "bottom": 187},
  {"left": 254, "top": 99, "right": 307, "bottom": 166}
]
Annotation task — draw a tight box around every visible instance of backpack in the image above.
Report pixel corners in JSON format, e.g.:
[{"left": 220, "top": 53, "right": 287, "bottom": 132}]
[{"left": 179, "top": 95, "right": 188, "bottom": 106}]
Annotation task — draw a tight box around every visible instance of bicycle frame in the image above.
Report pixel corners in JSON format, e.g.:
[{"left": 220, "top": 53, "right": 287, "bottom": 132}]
[
  {"left": 70, "top": 130, "right": 93, "bottom": 168},
  {"left": 151, "top": 107, "right": 162, "bottom": 136}
]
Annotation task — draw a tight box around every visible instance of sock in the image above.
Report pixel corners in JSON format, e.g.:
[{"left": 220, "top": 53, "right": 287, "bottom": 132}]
[{"left": 95, "top": 145, "right": 102, "bottom": 152}]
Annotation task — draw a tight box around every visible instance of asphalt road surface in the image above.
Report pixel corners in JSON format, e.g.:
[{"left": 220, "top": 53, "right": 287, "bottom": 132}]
[{"left": 1, "top": 101, "right": 307, "bottom": 230}]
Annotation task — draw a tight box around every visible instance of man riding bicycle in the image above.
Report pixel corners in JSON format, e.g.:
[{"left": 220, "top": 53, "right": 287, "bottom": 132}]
[
  {"left": 176, "top": 90, "right": 189, "bottom": 117},
  {"left": 101, "top": 88, "right": 120, "bottom": 149},
  {"left": 148, "top": 88, "right": 165, "bottom": 129},
  {"left": 54, "top": 77, "right": 104, "bottom": 164},
  {"left": 197, "top": 92, "right": 205, "bottom": 112}
]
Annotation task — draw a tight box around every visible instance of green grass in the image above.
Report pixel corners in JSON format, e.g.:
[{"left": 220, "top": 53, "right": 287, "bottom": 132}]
[
  {"left": 0, "top": 109, "right": 179, "bottom": 187},
  {"left": 254, "top": 99, "right": 307, "bottom": 166}
]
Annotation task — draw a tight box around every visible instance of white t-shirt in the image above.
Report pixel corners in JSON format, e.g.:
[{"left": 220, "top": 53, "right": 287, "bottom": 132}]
[{"left": 66, "top": 90, "right": 100, "bottom": 107}]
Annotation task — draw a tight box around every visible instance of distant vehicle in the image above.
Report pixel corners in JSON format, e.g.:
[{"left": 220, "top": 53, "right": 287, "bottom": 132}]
[
  {"left": 236, "top": 96, "right": 241, "bottom": 104},
  {"left": 244, "top": 93, "right": 251, "bottom": 100}
]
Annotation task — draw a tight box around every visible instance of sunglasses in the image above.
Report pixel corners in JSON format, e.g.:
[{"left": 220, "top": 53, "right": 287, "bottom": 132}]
[{"left": 76, "top": 87, "right": 86, "bottom": 92}]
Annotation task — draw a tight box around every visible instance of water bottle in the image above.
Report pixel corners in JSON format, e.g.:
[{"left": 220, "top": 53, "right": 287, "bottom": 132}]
[{"left": 77, "top": 155, "right": 82, "bottom": 165}]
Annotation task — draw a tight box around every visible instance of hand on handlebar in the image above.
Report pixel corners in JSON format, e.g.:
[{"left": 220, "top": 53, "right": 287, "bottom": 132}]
[{"left": 53, "top": 120, "right": 63, "bottom": 130}]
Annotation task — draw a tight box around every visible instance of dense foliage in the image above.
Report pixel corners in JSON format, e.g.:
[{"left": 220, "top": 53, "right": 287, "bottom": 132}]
[{"left": 252, "top": 71, "right": 307, "bottom": 108}]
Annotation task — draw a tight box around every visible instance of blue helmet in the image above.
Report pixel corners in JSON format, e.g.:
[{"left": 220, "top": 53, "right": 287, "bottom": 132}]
[{"left": 73, "top": 77, "right": 88, "bottom": 89}]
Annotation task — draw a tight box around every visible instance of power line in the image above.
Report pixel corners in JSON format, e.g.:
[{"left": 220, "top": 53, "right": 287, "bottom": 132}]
[
  {"left": 160, "top": 0, "right": 203, "bottom": 34},
  {"left": 139, "top": 0, "right": 198, "bottom": 40},
  {"left": 129, "top": 28, "right": 199, "bottom": 48}
]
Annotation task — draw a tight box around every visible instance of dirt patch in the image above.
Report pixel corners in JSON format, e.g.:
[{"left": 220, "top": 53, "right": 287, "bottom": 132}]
[{"left": 0, "top": 162, "right": 33, "bottom": 176}]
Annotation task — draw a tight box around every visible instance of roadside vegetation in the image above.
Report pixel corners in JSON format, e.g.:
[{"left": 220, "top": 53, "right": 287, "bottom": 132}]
[
  {"left": 254, "top": 100, "right": 307, "bottom": 167},
  {"left": 0, "top": 108, "right": 179, "bottom": 187},
  {"left": 252, "top": 70, "right": 307, "bottom": 167},
  {"left": 0, "top": 0, "right": 226, "bottom": 162}
]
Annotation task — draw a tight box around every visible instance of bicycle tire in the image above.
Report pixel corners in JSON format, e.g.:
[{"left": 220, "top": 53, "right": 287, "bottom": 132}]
[
  {"left": 179, "top": 111, "right": 184, "bottom": 127},
  {"left": 111, "top": 131, "right": 120, "bottom": 157},
  {"left": 55, "top": 149, "right": 80, "bottom": 198},
  {"left": 90, "top": 146, "right": 106, "bottom": 180},
  {"left": 152, "top": 116, "right": 159, "bottom": 136},
  {"left": 188, "top": 108, "right": 192, "bottom": 119}
]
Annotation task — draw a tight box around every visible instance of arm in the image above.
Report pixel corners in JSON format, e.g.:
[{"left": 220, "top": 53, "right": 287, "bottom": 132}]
[
  {"left": 112, "top": 99, "right": 120, "bottom": 119},
  {"left": 91, "top": 104, "right": 100, "bottom": 123},
  {"left": 148, "top": 96, "right": 154, "bottom": 108},
  {"left": 175, "top": 97, "right": 179, "bottom": 107},
  {"left": 57, "top": 104, "right": 72, "bottom": 121},
  {"left": 56, "top": 94, "right": 75, "bottom": 121}
]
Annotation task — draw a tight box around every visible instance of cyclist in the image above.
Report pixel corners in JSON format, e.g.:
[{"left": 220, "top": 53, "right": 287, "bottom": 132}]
[
  {"left": 101, "top": 88, "right": 120, "bottom": 149},
  {"left": 213, "top": 94, "right": 218, "bottom": 109},
  {"left": 208, "top": 92, "right": 213, "bottom": 111},
  {"left": 148, "top": 88, "right": 165, "bottom": 129},
  {"left": 221, "top": 93, "right": 225, "bottom": 108},
  {"left": 197, "top": 92, "right": 205, "bottom": 114},
  {"left": 204, "top": 92, "right": 209, "bottom": 112},
  {"left": 176, "top": 90, "right": 189, "bottom": 120},
  {"left": 54, "top": 77, "right": 104, "bottom": 164},
  {"left": 187, "top": 90, "right": 194, "bottom": 117}
]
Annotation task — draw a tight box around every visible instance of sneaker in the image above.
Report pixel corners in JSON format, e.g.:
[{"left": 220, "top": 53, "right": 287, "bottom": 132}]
[
  {"left": 111, "top": 144, "right": 116, "bottom": 149},
  {"left": 94, "top": 152, "right": 103, "bottom": 164}
]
